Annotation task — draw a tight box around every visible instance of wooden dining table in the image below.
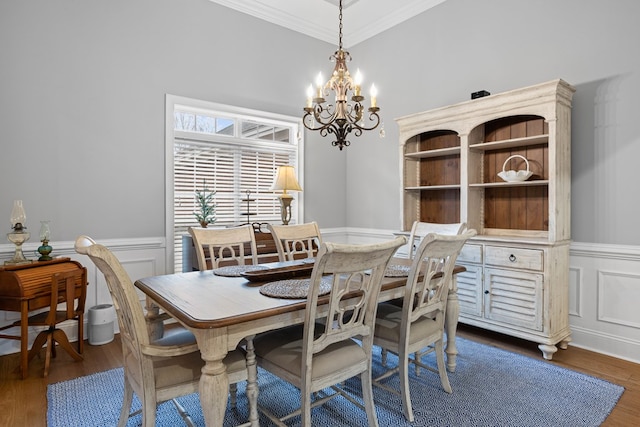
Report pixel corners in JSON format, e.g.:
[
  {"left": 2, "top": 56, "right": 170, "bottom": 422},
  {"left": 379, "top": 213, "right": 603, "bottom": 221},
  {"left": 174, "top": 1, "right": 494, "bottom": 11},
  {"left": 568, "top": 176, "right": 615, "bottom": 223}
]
[{"left": 134, "top": 258, "right": 465, "bottom": 427}]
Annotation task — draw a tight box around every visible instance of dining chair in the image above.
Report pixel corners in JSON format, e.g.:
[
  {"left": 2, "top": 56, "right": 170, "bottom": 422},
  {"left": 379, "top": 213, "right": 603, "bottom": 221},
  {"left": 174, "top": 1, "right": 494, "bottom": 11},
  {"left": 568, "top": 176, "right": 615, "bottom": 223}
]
[
  {"left": 407, "top": 221, "right": 467, "bottom": 259},
  {"left": 267, "top": 221, "right": 322, "bottom": 262},
  {"left": 189, "top": 224, "right": 259, "bottom": 270},
  {"left": 74, "top": 235, "right": 258, "bottom": 427},
  {"left": 373, "top": 230, "right": 476, "bottom": 422},
  {"left": 401, "top": 221, "right": 468, "bottom": 373},
  {"left": 253, "top": 236, "right": 406, "bottom": 427},
  {"left": 26, "top": 268, "right": 87, "bottom": 377}
]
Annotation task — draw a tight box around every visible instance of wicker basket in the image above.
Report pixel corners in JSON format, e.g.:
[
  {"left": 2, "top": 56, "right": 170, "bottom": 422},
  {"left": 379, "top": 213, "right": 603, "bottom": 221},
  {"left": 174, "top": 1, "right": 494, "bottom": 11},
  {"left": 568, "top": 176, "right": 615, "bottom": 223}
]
[{"left": 497, "top": 154, "right": 533, "bottom": 182}]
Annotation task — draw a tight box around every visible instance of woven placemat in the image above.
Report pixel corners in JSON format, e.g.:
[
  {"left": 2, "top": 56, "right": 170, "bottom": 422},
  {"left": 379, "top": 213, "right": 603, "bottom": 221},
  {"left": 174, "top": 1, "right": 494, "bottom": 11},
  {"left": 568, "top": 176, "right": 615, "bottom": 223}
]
[
  {"left": 259, "top": 278, "right": 332, "bottom": 299},
  {"left": 384, "top": 264, "right": 411, "bottom": 277},
  {"left": 212, "top": 265, "right": 268, "bottom": 277}
]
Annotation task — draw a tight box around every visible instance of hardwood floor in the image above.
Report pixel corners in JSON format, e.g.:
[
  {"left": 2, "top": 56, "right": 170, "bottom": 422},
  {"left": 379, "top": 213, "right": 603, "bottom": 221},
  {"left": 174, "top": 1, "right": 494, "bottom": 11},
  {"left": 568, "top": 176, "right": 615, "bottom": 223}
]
[{"left": 1, "top": 325, "right": 638, "bottom": 426}]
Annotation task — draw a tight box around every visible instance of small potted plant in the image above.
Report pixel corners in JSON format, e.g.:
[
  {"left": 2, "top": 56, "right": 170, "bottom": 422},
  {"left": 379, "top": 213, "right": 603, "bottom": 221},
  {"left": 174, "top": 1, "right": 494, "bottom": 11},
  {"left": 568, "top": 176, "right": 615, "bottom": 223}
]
[{"left": 194, "top": 181, "right": 216, "bottom": 228}]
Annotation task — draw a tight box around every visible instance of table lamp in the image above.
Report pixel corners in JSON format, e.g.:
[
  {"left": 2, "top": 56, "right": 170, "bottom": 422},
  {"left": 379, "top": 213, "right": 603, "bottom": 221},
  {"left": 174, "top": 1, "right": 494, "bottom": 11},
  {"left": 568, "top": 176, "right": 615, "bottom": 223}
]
[
  {"left": 270, "top": 165, "right": 302, "bottom": 225},
  {"left": 5, "top": 200, "right": 32, "bottom": 265}
]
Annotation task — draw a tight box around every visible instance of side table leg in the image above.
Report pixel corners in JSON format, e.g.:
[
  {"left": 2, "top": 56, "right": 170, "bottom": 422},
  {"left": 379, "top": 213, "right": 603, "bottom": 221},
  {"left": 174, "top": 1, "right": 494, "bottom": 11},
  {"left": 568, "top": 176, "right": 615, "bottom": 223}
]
[{"left": 20, "top": 301, "right": 28, "bottom": 379}]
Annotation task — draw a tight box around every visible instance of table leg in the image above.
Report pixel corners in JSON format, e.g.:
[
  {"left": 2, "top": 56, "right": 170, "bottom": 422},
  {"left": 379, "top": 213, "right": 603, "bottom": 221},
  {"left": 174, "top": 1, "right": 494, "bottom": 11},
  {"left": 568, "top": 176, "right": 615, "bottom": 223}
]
[
  {"left": 444, "top": 277, "right": 459, "bottom": 373},
  {"left": 20, "top": 301, "right": 28, "bottom": 379},
  {"left": 244, "top": 336, "right": 259, "bottom": 426},
  {"left": 193, "top": 329, "right": 229, "bottom": 427},
  {"left": 144, "top": 298, "right": 165, "bottom": 341}
]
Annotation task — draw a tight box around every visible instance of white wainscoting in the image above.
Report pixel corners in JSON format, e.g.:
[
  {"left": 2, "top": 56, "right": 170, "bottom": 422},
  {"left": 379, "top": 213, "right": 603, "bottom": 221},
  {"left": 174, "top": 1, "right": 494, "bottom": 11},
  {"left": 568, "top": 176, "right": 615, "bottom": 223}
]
[
  {"left": 2, "top": 231, "right": 639, "bottom": 365},
  {"left": 331, "top": 228, "right": 640, "bottom": 364},
  {"left": 0, "top": 237, "right": 165, "bottom": 357},
  {"left": 567, "top": 242, "right": 640, "bottom": 364}
]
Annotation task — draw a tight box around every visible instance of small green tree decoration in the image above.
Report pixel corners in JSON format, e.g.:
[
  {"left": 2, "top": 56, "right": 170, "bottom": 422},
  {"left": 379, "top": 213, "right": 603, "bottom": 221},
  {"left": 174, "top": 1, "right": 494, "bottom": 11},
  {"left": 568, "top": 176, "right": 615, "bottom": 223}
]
[{"left": 194, "top": 181, "right": 216, "bottom": 228}]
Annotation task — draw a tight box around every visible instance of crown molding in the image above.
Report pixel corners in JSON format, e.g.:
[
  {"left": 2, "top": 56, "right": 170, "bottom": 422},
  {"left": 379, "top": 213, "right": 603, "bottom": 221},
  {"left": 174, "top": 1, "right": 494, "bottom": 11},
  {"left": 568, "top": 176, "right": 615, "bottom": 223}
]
[{"left": 209, "top": 0, "right": 447, "bottom": 46}]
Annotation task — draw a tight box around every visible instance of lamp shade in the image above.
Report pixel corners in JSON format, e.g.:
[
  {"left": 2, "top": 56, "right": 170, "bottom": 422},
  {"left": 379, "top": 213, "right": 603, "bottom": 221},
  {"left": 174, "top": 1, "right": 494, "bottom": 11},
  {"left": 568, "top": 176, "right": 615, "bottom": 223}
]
[
  {"left": 10, "top": 200, "right": 26, "bottom": 228},
  {"left": 270, "top": 166, "right": 302, "bottom": 194}
]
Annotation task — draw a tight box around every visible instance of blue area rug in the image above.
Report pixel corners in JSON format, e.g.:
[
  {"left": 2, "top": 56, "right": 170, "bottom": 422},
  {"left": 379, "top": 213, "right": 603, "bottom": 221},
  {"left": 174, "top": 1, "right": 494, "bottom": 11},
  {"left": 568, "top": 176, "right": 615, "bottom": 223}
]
[{"left": 47, "top": 337, "right": 624, "bottom": 426}]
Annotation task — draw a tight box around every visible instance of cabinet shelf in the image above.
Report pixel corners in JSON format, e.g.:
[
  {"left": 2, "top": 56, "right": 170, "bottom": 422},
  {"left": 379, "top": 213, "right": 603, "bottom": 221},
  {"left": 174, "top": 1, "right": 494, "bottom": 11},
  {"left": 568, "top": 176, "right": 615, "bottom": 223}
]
[
  {"left": 405, "top": 146, "right": 461, "bottom": 159},
  {"left": 469, "top": 180, "right": 548, "bottom": 188},
  {"left": 470, "top": 134, "right": 548, "bottom": 151},
  {"left": 405, "top": 184, "right": 461, "bottom": 190}
]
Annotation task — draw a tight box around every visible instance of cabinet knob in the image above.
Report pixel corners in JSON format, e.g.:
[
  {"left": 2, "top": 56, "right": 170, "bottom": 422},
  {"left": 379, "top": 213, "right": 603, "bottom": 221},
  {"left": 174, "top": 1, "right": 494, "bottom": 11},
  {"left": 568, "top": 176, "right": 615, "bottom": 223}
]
[
  {"left": 484, "top": 290, "right": 490, "bottom": 295},
  {"left": 509, "top": 254, "right": 517, "bottom": 262}
]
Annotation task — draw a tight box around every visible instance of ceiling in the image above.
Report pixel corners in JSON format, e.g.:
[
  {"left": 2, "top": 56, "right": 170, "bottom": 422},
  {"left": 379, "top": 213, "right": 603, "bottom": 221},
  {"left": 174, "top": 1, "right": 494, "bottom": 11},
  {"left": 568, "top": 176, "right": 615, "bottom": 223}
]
[{"left": 208, "top": 0, "right": 447, "bottom": 46}]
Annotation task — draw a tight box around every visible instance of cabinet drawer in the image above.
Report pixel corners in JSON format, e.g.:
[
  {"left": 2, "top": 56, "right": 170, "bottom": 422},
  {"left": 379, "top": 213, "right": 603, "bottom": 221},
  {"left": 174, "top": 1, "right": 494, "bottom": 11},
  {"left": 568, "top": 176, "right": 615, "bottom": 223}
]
[
  {"left": 458, "top": 243, "right": 482, "bottom": 264},
  {"left": 485, "top": 246, "right": 543, "bottom": 271}
]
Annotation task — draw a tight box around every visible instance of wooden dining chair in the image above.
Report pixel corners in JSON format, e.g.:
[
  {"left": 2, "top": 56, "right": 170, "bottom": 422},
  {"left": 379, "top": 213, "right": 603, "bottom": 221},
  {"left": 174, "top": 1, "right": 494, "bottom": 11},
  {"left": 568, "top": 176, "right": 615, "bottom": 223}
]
[
  {"left": 74, "top": 235, "right": 258, "bottom": 427},
  {"left": 401, "top": 221, "right": 468, "bottom": 373},
  {"left": 267, "top": 221, "right": 322, "bottom": 262},
  {"left": 253, "top": 236, "right": 406, "bottom": 427},
  {"left": 407, "top": 221, "right": 467, "bottom": 259},
  {"left": 189, "top": 224, "right": 258, "bottom": 270},
  {"left": 372, "top": 230, "right": 476, "bottom": 422},
  {"left": 26, "top": 268, "right": 87, "bottom": 377}
]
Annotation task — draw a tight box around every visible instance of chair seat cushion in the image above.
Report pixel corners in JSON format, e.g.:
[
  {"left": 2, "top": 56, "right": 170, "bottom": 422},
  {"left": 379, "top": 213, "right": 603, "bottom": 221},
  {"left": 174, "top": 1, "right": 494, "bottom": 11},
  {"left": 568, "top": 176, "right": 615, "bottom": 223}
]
[
  {"left": 151, "top": 327, "right": 197, "bottom": 346},
  {"left": 374, "top": 303, "right": 440, "bottom": 346},
  {"left": 253, "top": 325, "right": 366, "bottom": 381},
  {"left": 149, "top": 349, "right": 247, "bottom": 390},
  {"left": 147, "top": 328, "right": 246, "bottom": 389},
  {"left": 151, "top": 349, "right": 204, "bottom": 389}
]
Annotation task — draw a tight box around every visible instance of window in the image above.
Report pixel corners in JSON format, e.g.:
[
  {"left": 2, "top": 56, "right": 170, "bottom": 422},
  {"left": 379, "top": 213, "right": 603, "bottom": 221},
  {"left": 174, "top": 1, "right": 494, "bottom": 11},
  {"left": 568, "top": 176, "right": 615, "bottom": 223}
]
[{"left": 166, "top": 95, "right": 303, "bottom": 273}]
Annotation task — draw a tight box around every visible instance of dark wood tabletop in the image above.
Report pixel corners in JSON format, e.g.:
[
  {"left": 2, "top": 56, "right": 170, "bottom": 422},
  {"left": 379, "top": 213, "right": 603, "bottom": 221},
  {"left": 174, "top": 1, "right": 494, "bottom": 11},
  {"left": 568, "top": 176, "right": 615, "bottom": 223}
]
[{"left": 134, "top": 259, "right": 465, "bottom": 330}]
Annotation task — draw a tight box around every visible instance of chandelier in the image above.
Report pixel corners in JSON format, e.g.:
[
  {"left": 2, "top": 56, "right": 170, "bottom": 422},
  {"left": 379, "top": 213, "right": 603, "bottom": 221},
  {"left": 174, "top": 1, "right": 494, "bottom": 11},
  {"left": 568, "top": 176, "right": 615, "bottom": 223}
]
[{"left": 303, "top": 0, "right": 381, "bottom": 150}]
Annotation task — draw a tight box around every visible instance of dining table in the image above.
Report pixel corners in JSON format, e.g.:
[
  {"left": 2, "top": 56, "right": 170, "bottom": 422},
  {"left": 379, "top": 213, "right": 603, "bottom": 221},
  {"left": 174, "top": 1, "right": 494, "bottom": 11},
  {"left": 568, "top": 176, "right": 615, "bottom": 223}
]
[{"left": 134, "top": 257, "right": 465, "bottom": 427}]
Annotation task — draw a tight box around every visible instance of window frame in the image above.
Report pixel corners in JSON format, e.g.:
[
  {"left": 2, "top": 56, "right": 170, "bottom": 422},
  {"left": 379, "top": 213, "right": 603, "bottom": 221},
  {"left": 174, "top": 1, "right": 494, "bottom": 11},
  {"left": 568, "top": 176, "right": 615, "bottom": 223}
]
[{"left": 165, "top": 94, "right": 304, "bottom": 272}]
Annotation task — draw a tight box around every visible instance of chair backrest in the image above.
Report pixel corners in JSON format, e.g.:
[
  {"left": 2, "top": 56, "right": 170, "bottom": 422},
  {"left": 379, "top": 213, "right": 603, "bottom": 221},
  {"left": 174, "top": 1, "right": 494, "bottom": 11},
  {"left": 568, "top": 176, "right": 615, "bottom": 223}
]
[
  {"left": 402, "top": 230, "right": 477, "bottom": 330},
  {"left": 303, "top": 236, "right": 406, "bottom": 366},
  {"left": 407, "top": 221, "right": 467, "bottom": 259},
  {"left": 47, "top": 268, "right": 87, "bottom": 325},
  {"left": 267, "top": 221, "right": 322, "bottom": 262},
  {"left": 74, "top": 235, "right": 152, "bottom": 387},
  {"left": 188, "top": 225, "right": 259, "bottom": 270}
]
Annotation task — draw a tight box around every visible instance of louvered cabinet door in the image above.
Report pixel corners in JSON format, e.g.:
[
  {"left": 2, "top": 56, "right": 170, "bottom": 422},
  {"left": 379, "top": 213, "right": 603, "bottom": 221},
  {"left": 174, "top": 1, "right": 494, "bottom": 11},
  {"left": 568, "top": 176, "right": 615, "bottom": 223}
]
[{"left": 483, "top": 267, "right": 543, "bottom": 332}]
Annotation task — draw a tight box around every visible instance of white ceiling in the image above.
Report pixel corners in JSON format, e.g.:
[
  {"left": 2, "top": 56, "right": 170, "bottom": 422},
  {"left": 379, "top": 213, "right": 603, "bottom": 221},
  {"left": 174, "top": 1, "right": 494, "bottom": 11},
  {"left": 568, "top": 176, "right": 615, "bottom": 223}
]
[{"left": 208, "top": 0, "right": 447, "bottom": 46}]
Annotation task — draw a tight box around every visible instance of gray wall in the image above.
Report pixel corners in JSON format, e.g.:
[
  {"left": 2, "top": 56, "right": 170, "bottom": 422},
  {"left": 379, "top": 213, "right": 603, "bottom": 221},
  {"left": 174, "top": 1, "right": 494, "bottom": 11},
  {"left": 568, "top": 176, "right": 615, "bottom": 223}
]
[
  {"left": 348, "top": 0, "right": 640, "bottom": 245},
  {"left": 0, "top": 0, "right": 345, "bottom": 241},
  {"left": 1, "top": 0, "right": 639, "bottom": 246}
]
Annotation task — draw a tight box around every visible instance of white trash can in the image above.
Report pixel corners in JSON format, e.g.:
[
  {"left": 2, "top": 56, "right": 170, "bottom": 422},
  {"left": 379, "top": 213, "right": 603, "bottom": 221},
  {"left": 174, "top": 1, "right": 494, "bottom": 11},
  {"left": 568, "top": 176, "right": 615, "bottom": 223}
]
[{"left": 88, "top": 304, "right": 116, "bottom": 345}]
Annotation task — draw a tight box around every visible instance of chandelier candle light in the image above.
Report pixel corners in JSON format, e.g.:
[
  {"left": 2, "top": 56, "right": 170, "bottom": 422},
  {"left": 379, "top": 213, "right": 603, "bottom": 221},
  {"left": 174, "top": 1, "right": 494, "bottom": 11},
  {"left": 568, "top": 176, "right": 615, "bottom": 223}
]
[
  {"left": 303, "top": 0, "right": 381, "bottom": 150},
  {"left": 271, "top": 165, "right": 302, "bottom": 225}
]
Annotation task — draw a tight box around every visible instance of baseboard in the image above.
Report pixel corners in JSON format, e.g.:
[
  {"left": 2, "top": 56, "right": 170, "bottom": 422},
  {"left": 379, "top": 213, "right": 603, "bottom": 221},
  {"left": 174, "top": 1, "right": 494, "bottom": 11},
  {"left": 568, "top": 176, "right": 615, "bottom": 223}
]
[{"left": 569, "top": 325, "right": 640, "bottom": 364}]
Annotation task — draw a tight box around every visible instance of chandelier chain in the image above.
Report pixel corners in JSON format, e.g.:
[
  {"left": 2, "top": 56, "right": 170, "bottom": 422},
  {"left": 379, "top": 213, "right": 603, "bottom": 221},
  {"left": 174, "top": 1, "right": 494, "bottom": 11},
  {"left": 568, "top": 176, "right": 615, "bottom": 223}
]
[{"left": 338, "top": 0, "right": 343, "bottom": 50}]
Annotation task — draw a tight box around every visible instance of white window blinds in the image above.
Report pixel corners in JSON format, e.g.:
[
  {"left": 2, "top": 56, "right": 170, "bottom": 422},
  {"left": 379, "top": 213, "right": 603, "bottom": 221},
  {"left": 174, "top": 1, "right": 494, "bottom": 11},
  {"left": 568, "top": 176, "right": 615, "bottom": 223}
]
[{"left": 167, "top": 98, "right": 302, "bottom": 273}]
